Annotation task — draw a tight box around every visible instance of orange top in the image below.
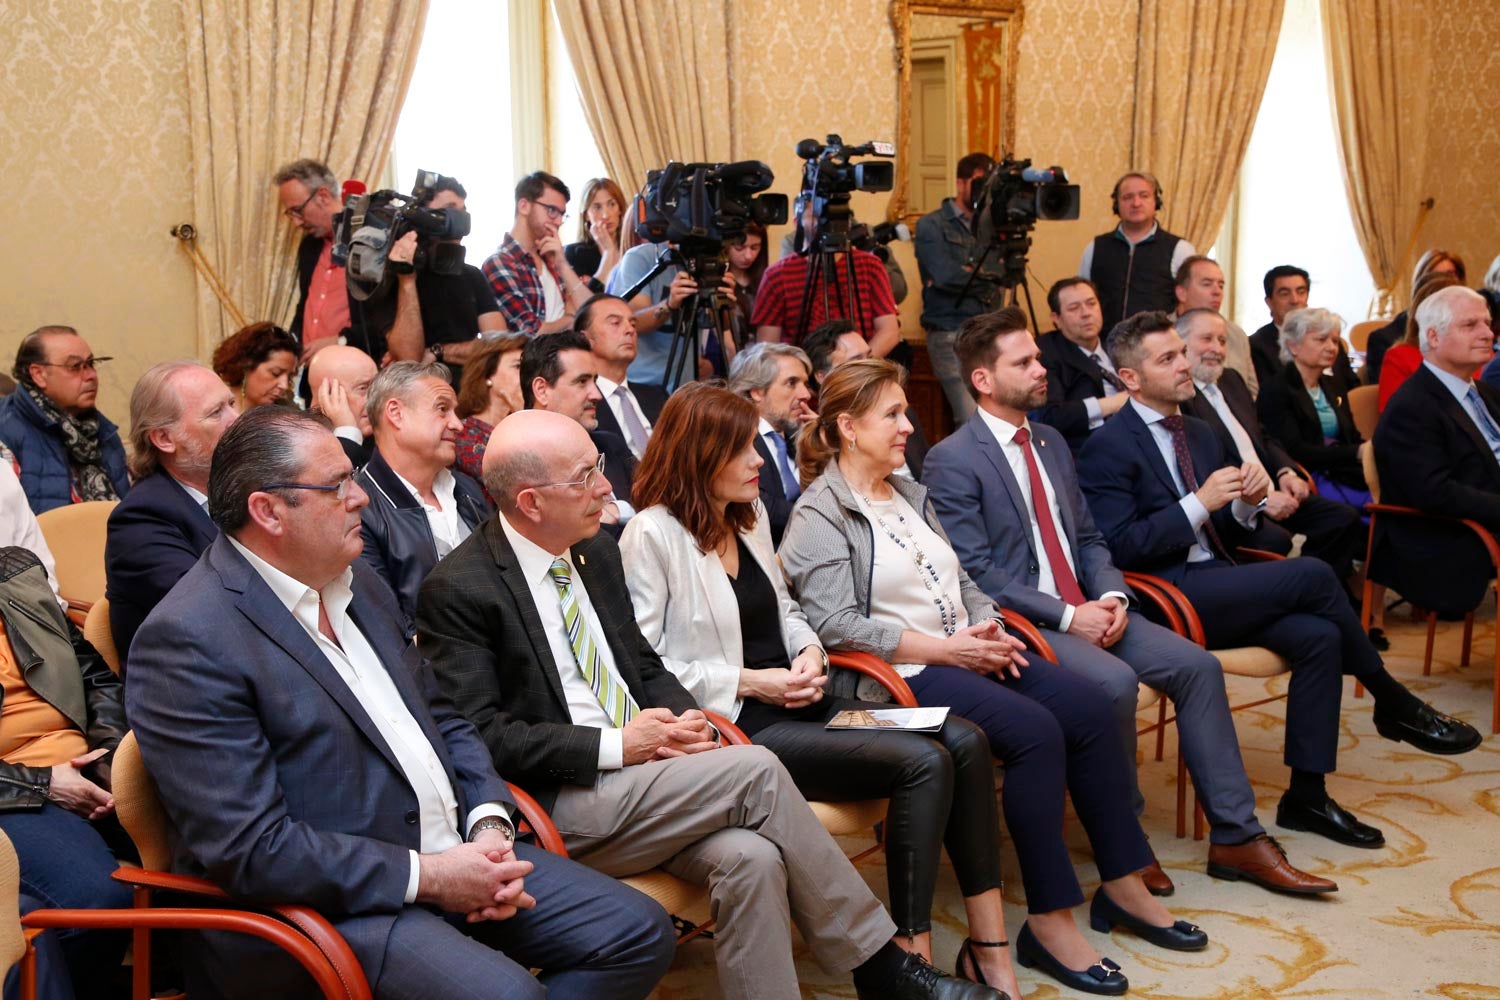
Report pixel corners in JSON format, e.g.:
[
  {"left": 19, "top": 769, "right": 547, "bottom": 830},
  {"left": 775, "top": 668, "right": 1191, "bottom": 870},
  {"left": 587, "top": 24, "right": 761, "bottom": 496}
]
[{"left": 0, "top": 618, "right": 88, "bottom": 768}]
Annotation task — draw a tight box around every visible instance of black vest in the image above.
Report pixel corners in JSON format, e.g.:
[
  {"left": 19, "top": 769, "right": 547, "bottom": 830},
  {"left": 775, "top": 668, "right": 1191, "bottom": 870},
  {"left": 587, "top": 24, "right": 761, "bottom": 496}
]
[{"left": 1091, "top": 226, "right": 1182, "bottom": 334}]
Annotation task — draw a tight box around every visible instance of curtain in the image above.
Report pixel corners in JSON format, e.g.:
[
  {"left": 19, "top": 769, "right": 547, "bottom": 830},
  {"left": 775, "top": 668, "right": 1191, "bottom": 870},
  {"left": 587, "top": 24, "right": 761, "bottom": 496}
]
[
  {"left": 182, "top": 0, "right": 430, "bottom": 354},
  {"left": 1131, "top": 0, "right": 1285, "bottom": 252},
  {"left": 552, "top": 0, "right": 732, "bottom": 194},
  {"left": 1322, "top": 0, "right": 1432, "bottom": 312}
]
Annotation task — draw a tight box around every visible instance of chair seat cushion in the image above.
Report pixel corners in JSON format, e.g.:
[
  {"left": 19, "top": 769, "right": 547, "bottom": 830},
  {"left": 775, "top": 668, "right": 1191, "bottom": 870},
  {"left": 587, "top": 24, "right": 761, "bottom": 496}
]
[
  {"left": 1213, "top": 647, "right": 1289, "bottom": 677},
  {"left": 808, "top": 799, "right": 888, "bottom": 837},
  {"left": 620, "top": 870, "right": 712, "bottom": 925}
]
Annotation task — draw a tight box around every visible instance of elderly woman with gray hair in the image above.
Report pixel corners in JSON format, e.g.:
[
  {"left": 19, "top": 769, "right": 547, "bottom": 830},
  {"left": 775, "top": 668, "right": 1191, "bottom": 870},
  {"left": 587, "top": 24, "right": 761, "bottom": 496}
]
[{"left": 1257, "top": 307, "right": 1372, "bottom": 509}]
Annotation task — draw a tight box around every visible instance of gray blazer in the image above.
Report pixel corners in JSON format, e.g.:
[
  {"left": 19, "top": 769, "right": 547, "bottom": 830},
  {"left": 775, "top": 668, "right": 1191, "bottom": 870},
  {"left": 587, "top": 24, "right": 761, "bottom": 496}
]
[{"left": 778, "top": 460, "right": 1000, "bottom": 699}]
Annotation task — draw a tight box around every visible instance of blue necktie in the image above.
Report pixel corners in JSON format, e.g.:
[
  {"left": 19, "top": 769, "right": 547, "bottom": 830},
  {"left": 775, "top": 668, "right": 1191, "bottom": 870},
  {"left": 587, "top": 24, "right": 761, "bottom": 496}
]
[
  {"left": 767, "top": 431, "right": 800, "bottom": 501},
  {"left": 1465, "top": 386, "right": 1500, "bottom": 461}
]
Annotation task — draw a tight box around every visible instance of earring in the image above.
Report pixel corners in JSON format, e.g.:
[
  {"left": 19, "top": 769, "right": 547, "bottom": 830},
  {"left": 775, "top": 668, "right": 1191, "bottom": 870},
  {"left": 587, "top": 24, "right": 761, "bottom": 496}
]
[{"left": 486, "top": 379, "right": 493, "bottom": 386}]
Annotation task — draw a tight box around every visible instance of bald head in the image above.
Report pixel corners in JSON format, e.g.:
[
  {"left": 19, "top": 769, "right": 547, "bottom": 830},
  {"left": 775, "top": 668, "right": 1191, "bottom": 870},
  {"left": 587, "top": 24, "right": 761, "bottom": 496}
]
[
  {"left": 308, "top": 345, "right": 378, "bottom": 437},
  {"left": 483, "top": 410, "right": 586, "bottom": 506}
]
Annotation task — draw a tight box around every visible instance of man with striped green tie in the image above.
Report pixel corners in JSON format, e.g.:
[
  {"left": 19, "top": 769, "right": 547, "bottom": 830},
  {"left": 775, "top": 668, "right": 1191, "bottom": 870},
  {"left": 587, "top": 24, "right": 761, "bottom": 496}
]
[{"left": 417, "top": 409, "right": 1001, "bottom": 1000}]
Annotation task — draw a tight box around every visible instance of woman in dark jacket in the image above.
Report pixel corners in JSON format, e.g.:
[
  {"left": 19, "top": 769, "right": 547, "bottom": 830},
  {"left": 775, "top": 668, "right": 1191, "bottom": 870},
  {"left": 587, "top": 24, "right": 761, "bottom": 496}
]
[{"left": 1258, "top": 308, "right": 1371, "bottom": 510}]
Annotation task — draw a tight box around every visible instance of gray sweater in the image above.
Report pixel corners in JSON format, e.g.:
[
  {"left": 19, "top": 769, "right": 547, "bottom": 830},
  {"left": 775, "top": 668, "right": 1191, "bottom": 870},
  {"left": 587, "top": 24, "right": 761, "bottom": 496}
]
[{"left": 779, "top": 460, "right": 1001, "bottom": 698}]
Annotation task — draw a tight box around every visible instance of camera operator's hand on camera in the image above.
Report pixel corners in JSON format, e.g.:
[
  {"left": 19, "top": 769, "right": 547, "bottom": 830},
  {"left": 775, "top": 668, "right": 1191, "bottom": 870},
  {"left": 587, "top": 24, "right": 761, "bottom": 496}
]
[
  {"left": 667, "top": 272, "right": 698, "bottom": 310},
  {"left": 717, "top": 272, "right": 738, "bottom": 302},
  {"left": 389, "top": 231, "right": 418, "bottom": 267}
]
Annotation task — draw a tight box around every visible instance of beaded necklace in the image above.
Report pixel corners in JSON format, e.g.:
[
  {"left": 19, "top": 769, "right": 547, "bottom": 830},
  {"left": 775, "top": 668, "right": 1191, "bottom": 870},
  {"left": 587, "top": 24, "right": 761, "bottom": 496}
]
[{"left": 854, "top": 488, "right": 959, "bottom": 637}]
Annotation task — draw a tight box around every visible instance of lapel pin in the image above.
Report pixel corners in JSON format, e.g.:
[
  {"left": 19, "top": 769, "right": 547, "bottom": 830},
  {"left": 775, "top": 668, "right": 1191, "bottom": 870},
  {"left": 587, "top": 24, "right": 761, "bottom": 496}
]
[{"left": 577, "top": 554, "right": 587, "bottom": 567}]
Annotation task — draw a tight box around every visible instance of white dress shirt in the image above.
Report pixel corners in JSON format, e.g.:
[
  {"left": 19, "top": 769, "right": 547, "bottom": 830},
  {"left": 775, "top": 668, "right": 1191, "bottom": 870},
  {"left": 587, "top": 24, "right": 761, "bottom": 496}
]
[
  {"left": 1129, "top": 399, "right": 1262, "bottom": 563},
  {"left": 595, "top": 374, "right": 653, "bottom": 460},
  {"left": 391, "top": 467, "right": 470, "bottom": 558},
  {"left": 1074, "top": 342, "right": 1121, "bottom": 429},
  {"left": 1193, "top": 381, "right": 1264, "bottom": 474},
  {"left": 227, "top": 537, "right": 505, "bottom": 903},
  {"left": 973, "top": 409, "right": 1125, "bottom": 629},
  {"left": 497, "top": 513, "right": 627, "bottom": 770},
  {"left": 171, "top": 475, "right": 210, "bottom": 514}
]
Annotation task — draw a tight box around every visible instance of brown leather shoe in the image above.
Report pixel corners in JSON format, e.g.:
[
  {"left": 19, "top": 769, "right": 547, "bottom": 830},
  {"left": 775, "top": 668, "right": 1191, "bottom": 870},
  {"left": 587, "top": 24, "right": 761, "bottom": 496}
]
[
  {"left": 1206, "top": 834, "right": 1338, "bottom": 895},
  {"left": 1138, "top": 857, "right": 1175, "bottom": 897}
]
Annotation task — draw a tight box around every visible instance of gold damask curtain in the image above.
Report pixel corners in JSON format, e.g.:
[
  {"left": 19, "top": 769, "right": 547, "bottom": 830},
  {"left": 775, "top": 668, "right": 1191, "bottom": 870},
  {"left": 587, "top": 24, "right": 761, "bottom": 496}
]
[
  {"left": 183, "top": 0, "right": 429, "bottom": 352},
  {"left": 552, "top": 0, "right": 732, "bottom": 194},
  {"left": 1322, "top": 0, "right": 1431, "bottom": 312},
  {"left": 1131, "top": 0, "right": 1285, "bottom": 252}
]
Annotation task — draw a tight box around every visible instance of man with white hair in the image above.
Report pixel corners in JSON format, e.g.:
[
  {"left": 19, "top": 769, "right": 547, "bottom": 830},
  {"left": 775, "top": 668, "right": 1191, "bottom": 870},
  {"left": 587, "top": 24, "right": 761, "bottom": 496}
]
[
  {"left": 105, "top": 360, "right": 240, "bottom": 670},
  {"left": 1374, "top": 285, "right": 1500, "bottom": 624},
  {"left": 727, "top": 342, "right": 817, "bottom": 545},
  {"left": 355, "top": 361, "right": 492, "bottom": 625}
]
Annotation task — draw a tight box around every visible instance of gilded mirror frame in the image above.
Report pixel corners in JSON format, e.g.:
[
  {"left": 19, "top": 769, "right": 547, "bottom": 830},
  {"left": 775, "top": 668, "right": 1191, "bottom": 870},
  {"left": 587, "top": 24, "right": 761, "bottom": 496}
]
[{"left": 889, "top": 0, "right": 1025, "bottom": 224}]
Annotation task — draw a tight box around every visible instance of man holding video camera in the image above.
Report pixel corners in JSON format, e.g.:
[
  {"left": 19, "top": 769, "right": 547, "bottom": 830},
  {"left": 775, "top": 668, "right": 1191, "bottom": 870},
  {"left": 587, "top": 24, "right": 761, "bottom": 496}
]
[
  {"left": 364, "top": 175, "right": 505, "bottom": 383},
  {"left": 915, "top": 152, "right": 998, "bottom": 425},
  {"left": 273, "top": 158, "right": 354, "bottom": 360}
]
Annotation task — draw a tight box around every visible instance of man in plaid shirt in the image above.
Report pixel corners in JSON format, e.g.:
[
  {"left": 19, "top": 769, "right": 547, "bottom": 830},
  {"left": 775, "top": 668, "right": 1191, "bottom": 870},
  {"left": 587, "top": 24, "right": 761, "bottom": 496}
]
[
  {"left": 482, "top": 172, "right": 595, "bottom": 337},
  {"left": 751, "top": 196, "right": 902, "bottom": 356}
]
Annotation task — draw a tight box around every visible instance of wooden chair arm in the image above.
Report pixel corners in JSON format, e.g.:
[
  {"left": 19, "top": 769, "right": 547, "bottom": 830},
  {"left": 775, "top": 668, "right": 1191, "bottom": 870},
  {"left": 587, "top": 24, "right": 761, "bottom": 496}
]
[
  {"left": 1122, "top": 572, "right": 1206, "bottom": 646},
  {"left": 1121, "top": 574, "right": 1189, "bottom": 637},
  {"left": 1233, "top": 547, "right": 1286, "bottom": 563},
  {"left": 110, "top": 868, "right": 372, "bottom": 999},
  {"left": 703, "top": 710, "right": 751, "bottom": 746},
  {"left": 1289, "top": 459, "right": 1317, "bottom": 494},
  {"left": 1364, "top": 503, "right": 1500, "bottom": 571},
  {"left": 22, "top": 907, "right": 364, "bottom": 999},
  {"left": 504, "top": 782, "right": 569, "bottom": 857},
  {"left": 828, "top": 651, "right": 919, "bottom": 707},
  {"left": 998, "top": 608, "right": 1057, "bottom": 664}
]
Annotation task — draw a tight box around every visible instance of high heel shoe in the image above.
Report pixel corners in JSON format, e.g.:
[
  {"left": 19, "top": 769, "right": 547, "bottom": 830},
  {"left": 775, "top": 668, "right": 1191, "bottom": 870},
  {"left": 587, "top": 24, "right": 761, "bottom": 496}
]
[
  {"left": 1088, "top": 888, "right": 1208, "bottom": 951},
  {"left": 954, "top": 936, "right": 1008, "bottom": 987},
  {"left": 1014, "top": 921, "right": 1127, "bottom": 996}
]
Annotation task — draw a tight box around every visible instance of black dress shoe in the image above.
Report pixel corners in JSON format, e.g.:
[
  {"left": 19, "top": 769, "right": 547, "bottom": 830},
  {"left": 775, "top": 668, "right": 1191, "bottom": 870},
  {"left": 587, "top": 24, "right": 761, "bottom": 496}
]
[
  {"left": 1015, "top": 922, "right": 1127, "bottom": 996},
  {"left": 1374, "top": 702, "right": 1482, "bottom": 755},
  {"left": 859, "top": 951, "right": 1006, "bottom": 1000},
  {"left": 1088, "top": 889, "right": 1209, "bottom": 951},
  {"left": 1367, "top": 627, "right": 1390, "bottom": 651},
  {"left": 1276, "top": 793, "right": 1385, "bottom": 848}
]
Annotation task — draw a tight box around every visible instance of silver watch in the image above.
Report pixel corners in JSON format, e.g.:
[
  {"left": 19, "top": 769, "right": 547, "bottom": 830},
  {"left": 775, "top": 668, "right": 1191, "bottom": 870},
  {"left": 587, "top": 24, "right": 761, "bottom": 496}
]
[{"left": 468, "top": 815, "right": 516, "bottom": 845}]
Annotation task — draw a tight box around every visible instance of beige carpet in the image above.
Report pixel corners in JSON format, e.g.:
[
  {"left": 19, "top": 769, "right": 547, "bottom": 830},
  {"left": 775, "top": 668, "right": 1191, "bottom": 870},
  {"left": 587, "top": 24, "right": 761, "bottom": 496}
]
[{"left": 649, "top": 602, "right": 1500, "bottom": 999}]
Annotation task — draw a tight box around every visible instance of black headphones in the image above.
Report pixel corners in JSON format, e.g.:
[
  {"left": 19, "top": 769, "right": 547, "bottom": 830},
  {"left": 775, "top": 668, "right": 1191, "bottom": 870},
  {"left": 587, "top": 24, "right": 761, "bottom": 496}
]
[{"left": 1111, "top": 172, "right": 1164, "bottom": 215}]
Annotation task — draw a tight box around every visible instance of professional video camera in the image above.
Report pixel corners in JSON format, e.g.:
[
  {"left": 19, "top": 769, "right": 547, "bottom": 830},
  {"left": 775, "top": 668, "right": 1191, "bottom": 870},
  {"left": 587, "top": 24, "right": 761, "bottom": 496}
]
[
  {"left": 848, "top": 220, "right": 909, "bottom": 264},
  {"left": 958, "top": 155, "right": 1082, "bottom": 329},
  {"left": 333, "top": 169, "right": 471, "bottom": 301},
  {"left": 625, "top": 161, "right": 788, "bottom": 388},
  {"left": 795, "top": 134, "right": 895, "bottom": 251}
]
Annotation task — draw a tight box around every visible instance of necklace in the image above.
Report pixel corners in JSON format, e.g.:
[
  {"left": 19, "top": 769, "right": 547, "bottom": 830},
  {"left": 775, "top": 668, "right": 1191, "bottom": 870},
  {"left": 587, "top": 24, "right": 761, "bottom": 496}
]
[{"left": 854, "top": 489, "right": 959, "bottom": 637}]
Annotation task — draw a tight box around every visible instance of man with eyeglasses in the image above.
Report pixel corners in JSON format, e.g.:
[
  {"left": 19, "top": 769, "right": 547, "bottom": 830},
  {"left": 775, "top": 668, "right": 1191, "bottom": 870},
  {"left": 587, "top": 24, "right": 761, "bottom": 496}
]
[
  {"left": 0, "top": 325, "right": 129, "bottom": 514},
  {"left": 126, "top": 406, "right": 678, "bottom": 998},
  {"left": 482, "top": 171, "right": 595, "bottom": 338},
  {"left": 273, "top": 158, "right": 359, "bottom": 361}
]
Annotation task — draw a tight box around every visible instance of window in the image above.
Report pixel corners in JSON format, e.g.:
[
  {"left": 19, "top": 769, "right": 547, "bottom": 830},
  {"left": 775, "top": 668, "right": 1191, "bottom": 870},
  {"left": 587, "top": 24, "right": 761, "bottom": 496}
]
[{"left": 1220, "top": 0, "right": 1377, "bottom": 337}]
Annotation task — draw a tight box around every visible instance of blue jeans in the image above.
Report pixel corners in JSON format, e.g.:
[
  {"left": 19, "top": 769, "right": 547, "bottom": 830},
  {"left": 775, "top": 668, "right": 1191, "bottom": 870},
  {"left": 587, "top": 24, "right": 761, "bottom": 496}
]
[
  {"left": 925, "top": 329, "right": 977, "bottom": 425},
  {"left": 0, "top": 804, "right": 133, "bottom": 1000}
]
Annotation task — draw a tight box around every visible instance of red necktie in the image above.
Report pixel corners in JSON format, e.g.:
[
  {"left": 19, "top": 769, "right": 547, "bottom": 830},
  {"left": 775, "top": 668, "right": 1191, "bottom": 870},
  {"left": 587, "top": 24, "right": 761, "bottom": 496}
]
[
  {"left": 1013, "top": 427, "right": 1086, "bottom": 605},
  {"left": 1160, "top": 415, "right": 1234, "bottom": 564}
]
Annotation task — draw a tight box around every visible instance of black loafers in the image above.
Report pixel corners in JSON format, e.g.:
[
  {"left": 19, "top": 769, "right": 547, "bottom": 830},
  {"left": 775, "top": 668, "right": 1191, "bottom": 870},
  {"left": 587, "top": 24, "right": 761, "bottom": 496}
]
[
  {"left": 1015, "top": 922, "right": 1127, "bottom": 996},
  {"left": 1276, "top": 793, "right": 1385, "bottom": 848},
  {"left": 1374, "top": 702, "right": 1482, "bottom": 756},
  {"left": 1088, "top": 889, "right": 1208, "bottom": 951}
]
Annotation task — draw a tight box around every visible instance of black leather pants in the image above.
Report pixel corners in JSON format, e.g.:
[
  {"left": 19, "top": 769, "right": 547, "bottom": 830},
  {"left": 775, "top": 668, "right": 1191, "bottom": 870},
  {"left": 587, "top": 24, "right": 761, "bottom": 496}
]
[{"left": 739, "top": 697, "right": 1003, "bottom": 936}]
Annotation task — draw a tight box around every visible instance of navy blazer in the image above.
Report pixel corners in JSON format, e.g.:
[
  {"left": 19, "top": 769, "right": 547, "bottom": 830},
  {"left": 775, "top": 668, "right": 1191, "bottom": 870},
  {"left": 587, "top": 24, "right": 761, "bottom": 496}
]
[
  {"left": 1032, "top": 330, "right": 1116, "bottom": 453},
  {"left": 592, "top": 381, "right": 668, "bottom": 446},
  {"left": 753, "top": 432, "right": 796, "bottom": 547},
  {"left": 923, "top": 415, "right": 1131, "bottom": 631},
  {"left": 356, "top": 447, "right": 492, "bottom": 627},
  {"left": 126, "top": 536, "right": 512, "bottom": 985},
  {"left": 104, "top": 472, "right": 218, "bottom": 673},
  {"left": 1077, "top": 401, "right": 1249, "bottom": 583}
]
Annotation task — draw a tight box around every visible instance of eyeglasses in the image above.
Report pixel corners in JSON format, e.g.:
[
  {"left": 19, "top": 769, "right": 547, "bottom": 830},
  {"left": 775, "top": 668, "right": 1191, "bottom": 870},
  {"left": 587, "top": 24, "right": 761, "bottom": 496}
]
[
  {"left": 283, "top": 186, "right": 325, "bottom": 220},
  {"left": 535, "top": 453, "right": 606, "bottom": 492},
  {"left": 262, "top": 473, "right": 355, "bottom": 500},
  {"left": 533, "top": 201, "right": 568, "bottom": 222},
  {"left": 37, "top": 356, "right": 111, "bottom": 375}
]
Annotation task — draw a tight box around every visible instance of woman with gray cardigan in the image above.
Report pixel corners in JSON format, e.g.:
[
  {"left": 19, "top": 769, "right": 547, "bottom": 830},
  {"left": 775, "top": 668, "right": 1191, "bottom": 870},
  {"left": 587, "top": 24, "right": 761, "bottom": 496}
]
[
  {"left": 620, "top": 384, "right": 1011, "bottom": 999},
  {"left": 780, "top": 360, "right": 1208, "bottom": 997}
]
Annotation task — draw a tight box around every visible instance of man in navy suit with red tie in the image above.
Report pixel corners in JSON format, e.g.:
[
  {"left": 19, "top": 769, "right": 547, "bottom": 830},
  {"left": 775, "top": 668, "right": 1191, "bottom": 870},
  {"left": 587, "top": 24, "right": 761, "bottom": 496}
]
[
  {"left": 1077, "top": 312, "right": 1480, "bottom": 852},
  {"left": 925, "top": 307, "right": 1331, "bottom": 895}
]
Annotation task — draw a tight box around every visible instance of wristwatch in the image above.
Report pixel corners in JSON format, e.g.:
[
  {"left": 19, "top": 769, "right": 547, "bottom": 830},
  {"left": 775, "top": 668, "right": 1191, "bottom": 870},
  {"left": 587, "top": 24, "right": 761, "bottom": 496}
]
[
  {"left": 467, "top": 815, "right": 516, "bottom": 846},
  {"left": 431, "top": 342, "right": 445, "bottom": 362}
]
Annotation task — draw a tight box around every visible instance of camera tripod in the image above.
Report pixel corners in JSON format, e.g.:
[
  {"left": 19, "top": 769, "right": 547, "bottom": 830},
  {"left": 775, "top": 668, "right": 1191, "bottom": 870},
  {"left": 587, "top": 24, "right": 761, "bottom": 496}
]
[
  {"left": 955, "top": 225, "right": 1043, "bottom": 334},
  {"left": 621, "top": 245, "right": 735, "bottom": 391}
]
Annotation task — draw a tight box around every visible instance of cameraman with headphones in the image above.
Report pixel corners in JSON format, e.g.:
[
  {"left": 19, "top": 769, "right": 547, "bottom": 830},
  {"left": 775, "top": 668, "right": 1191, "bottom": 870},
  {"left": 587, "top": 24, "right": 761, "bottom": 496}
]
[{"left": 1079, "top": 171, "right": 1197, "bottom": 333}]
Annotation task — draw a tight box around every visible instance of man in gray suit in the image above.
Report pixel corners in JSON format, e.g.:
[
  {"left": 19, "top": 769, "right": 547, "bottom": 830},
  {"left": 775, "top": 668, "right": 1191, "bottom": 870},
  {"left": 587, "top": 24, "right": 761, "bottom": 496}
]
[
  {"left": 126, "top": 406, "right": 676, "bottom": 999},
  {"left": 923, "top": 308, "right": 1333, "bottom": 897}
]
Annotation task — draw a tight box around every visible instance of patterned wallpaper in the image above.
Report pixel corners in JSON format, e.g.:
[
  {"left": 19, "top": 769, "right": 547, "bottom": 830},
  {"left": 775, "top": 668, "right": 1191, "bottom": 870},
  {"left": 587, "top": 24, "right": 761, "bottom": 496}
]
[{"left": 0, "top": 0, "right": 198, "bottom": 422}]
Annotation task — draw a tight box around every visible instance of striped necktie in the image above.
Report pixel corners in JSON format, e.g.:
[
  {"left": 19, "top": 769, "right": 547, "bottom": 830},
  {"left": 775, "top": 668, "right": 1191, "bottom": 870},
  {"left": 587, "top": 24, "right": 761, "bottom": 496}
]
[{"left": 548, "top": 558, "right": 639, "bottom": 726}]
